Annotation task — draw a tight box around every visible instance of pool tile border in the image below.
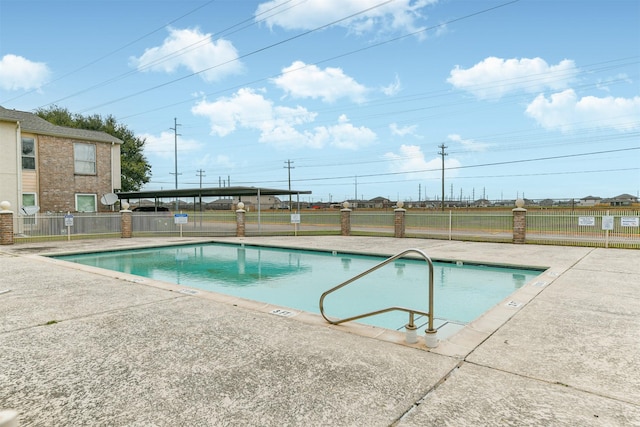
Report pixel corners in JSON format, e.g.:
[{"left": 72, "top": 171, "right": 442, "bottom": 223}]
[{"left": 33, "top": 247, "right": 563, "bottom": 359}]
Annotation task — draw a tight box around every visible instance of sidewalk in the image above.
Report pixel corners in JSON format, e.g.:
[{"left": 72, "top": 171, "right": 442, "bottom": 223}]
[{"left": 1, "top": 236, "right": 639, "bottom": 426}]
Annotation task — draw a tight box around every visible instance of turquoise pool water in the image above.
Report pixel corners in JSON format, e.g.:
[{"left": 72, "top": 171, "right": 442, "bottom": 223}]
[{"left": 54, "top": 243, "right": 543, "bottom": 332}]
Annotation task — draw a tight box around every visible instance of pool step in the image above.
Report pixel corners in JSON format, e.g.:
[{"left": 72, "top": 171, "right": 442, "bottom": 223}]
[{"left": 395, "top": 315, "right": 467, "bottom": 341}]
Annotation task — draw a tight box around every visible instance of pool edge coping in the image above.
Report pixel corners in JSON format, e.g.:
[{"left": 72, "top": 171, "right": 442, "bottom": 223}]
[{"left": 27, "top": 239, "right": 560, "bottom": 359}]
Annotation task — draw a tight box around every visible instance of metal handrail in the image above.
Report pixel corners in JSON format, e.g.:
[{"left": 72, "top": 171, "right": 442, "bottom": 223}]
[{"left": 319, "top": 248, "right": 436, "bottom": 343}]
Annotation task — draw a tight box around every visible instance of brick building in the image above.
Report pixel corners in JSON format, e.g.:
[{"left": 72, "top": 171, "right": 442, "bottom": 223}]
[{"left": 0, "top": 106, "right": 122, "bottom": 217}]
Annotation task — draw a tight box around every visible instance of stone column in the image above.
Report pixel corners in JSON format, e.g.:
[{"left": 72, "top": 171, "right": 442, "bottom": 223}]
[
  {"left": 120, "top": 202, "right": 132, "bottom": 238},
  {"left": 0, "top": 201, "right": 14, "bottom": 245},
  {"left": 236, "top": 202, "right": 246, "bottom": 237},
  {"left": 512, "top": 198, "right": 527, "bottom": 244},
  {"left": 340, "top": 202, "right": 351, "bottom": 236},
  {"left": 394, "top": 201, "right": 406, "bottom": 238}
]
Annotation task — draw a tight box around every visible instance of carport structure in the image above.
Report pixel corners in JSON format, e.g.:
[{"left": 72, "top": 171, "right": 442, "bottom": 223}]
[
  {"left": 116, "top": 186, "right": 312, "bottom": 233},
  {"left": 116, "top": 186, "right": 312, "bottom": 213}
]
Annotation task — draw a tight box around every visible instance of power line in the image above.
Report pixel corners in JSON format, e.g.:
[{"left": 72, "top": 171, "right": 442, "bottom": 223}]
[
  {"left": 272, "top": 146, "right": 640, "bottom": 184},
  {"left": 30, "top": 0, "right": 303, "bottom": 111},
  {"left": 2, "top": 1, "right": 220, "bottom": 107},
  {"left": 119, "top": 0, "right": 528, "bottom": 121},
  {"left": 78, "top": 0, "right": 399, "bottom": 113}
]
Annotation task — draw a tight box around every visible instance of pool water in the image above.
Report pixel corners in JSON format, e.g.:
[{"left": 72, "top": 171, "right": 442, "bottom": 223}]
[{"left": 54, "top": 243, "right": 543, "bottom": 332}]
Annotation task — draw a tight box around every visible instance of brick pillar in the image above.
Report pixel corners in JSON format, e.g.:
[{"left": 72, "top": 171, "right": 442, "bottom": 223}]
[
  {"left": 120, "top": 208, "right": 132, "bottom": 238},
  {"left": 0, "top": 202, "right": 14, "bottom": 245},
  {"left": 512, "top": 199, "right": 526, "bottom": 244},
  {"left": 236, "top": 205, "right": 246, "bottom": 237},
  {"left": 394, "top": 208, "right": 406, "bottom": 238},
  {"left": 340, "top": 207, "right": 351, "bottom": 236}
]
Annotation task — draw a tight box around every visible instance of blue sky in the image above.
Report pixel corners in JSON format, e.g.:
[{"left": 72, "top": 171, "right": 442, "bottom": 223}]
[{"left": 1, "top": 0, "right": 639, "bottom": 203}]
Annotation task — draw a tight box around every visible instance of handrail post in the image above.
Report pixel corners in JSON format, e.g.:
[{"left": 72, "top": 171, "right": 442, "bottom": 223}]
[
  {"left": 319, "top": 248, "right": 438, "bottom": 348},
  {"left": 405, "top": 311, "right": 417, "bottom": 344}
]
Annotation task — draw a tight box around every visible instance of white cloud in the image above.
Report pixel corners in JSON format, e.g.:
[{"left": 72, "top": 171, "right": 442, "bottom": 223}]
[
  {"left": 272, "top": 61, "right": 367, "bottom": 103},
  {"left": 390, "top": 123, "right": 419, "bottom": 137},
  {"left": 192, "top": 88, "right": 281, "bottom": 137},
  {"left": 596, "top": 73, "right": 632, "bottom": 93},
  {"left": 130, "top": 27, "right": 243, "bottom": 82},
  {"left": 447, "top": 57, "right": 578, "bottom": 100},
  {"left": 140, "top": 131, "right": 202, "bottom": 158},
  {"left": 525, "top": 89, "right": 640, "bottom": 132},
  {"left": 191, "top": 88, "right": 376, "bottom": 149},
  {"left": 198, "top": 153, "right": 236, "bottom": 169},
  {"left": 320, "top": 114, "right": 377, "bottom": 150},
  {"left": 381, "top": 74, "right": 401, "bottom": 96},
  {"left": 447, "top": 134, "right": 489, "bottom": 152},
  {"left": 384, "top": 144, "right": 461, "bottom": 180},
  {"left": 0, "top": 54, "right": 51, "bottom": 91},
  {"left": 255, "top": 0, "right": 435, "bottom": 36}
]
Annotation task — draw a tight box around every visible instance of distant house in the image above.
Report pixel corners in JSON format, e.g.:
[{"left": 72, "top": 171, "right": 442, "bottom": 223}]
[
  {"left": 0, "top": 106, "right": 122, "bottom": 221},
  {"left": 207, "top": 198, "right": 234, "bottom": 210},
  {"left": 473, "top": 199, "right": 492, "bottom": 208},
  {"left": 579, "top": 195, "right": 601, "bottom": 207},
  {"left": 601, "top": 194, "right": 638, "bottom": 207},
  {"left": 369, "top": 196, "right": 392, "bottom": 209},
  {"left": 230, "top": 195, "right": 283, "bottom": 209}
]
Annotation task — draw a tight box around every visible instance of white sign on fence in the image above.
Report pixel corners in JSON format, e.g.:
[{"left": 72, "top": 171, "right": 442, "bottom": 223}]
[
  {"left": 578, "top": 216, "right": 595, "bottom": 226},
  {"left": 174, "top": 213, "right": 188, "bottom": 224},
  {"left": 64, "top": 214, "right": 74, "bottom": 227},
  {"left": 621, "top": 217, "right": 639, "bottom": 227},
  {"left": 601, "top": 216, "right": 614, "bottom": 230},
  {"left": 290, "top": 213, "right": 301, "bottom": 224}
]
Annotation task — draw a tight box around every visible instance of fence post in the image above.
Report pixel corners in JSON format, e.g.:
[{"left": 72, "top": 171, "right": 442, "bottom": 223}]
[
  {"left": 0, "top": 201, "right": 14, "bottom": 245},
  {"left": 340, "top": 202, "right": 351, "bottom": 236},
  {"left": 120, "top": 202, "right": 132, "bottom": 238},
  {"left": 394, "top": 201, "right": 406, "bottom": 238},
  {"left": 512, "top": 199, "right": 527, "bottom": 244},
  {"left": 236, "top": 202, "right": 246, "bottom": 237}
]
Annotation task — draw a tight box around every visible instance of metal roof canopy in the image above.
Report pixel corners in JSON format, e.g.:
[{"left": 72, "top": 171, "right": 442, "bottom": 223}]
[
  {"left": 117, "top": 187, "right": 312, "bottom": 233},
  {"left": 116, "top": 186, "right": 311, "bottom": 200}
]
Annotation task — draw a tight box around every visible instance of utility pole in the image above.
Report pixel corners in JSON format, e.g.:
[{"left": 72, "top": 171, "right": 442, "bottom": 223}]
[
  {"left": 170, "top": 118, "right": 181, "bottom": 189},
  {"left": 196, "top": 169, "right": 206, "bottom": 188},
  {"left": 438, "top": 144, "right": 447, "bottom": 211},
  {"left": 284, "top": 160, "right": 294, "bottom": 210},
  {"left": 170, "top": 117, "right": 181, "bottom": 211},
  {"left": 418, "top": 183, "right": 421, "bottom": 203},
  {"left": 354, "top": 176, "right": 358, "bottom": 205},
  {"left": 196, "top": 169, "right": 205, "bottom": 215}
]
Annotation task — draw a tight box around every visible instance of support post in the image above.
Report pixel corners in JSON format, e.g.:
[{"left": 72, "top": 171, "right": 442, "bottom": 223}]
[
  {"left": 512, "top": 198, "right": 527, "bottom": 244},
  {"left": 394, "top": 201, "right": 406, "bottom": 238},
  {"left": 0, "top": 201, "right": 14, "bottom": 245},
  {"left": 340, "top": 202, "right": 351, "bottom": 236},
  {"left": 120, "top": 202, "right": 132, "bottom": 238},
  {"left": 236, "top": 202, "right": 246, "bottom": 237}
]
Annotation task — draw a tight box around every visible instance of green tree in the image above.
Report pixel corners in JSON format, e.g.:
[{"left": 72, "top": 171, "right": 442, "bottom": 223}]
[{"left": 35, "top": 106, "right": 151, "bottom": 191}]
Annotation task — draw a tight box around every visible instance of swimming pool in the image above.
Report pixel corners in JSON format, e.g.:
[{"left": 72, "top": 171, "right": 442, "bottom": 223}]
[{"left": 53, "top": 243, "right": 543, "bottom": 334}]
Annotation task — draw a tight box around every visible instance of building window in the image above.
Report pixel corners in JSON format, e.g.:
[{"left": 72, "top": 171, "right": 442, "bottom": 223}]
[
  {"left": 22, "top": 138, "right": 36, "bottom": 169},
  {"left": 76, "top": 194, "right": 97, "bottom": 212},
  {"left": 74, "top": 143, "right": 96, "bottom": 175}
]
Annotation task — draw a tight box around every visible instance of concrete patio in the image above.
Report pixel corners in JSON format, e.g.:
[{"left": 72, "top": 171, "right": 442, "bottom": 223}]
[{"left": 1, "top": 236, "right": 639, "bottom": 426}]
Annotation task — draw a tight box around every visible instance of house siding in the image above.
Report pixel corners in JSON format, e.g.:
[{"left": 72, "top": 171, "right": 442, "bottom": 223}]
[
  {"left": 0, "top": 120, "right": 19, "bottom": 210},
  {"left": 38, "top": 135, "right": 114, "bottom": 212}
]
